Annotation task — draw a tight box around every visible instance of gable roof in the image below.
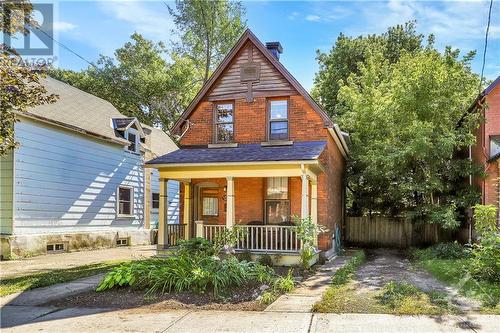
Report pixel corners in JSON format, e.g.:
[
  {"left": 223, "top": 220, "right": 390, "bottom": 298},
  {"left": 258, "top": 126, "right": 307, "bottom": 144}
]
[
  {"left": 172, "top": 29, "right": 334, "bottom": 134},
  {"left": 484, "top": 76, "right": 500, "bottom": 96},
  {"left": 19, "top": 77, "right": 176, "bottom": 156}
]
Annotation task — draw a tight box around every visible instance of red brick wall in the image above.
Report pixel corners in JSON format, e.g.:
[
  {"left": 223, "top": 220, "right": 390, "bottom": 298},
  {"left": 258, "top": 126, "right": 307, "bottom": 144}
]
[
  {"left": 180, "top": 95, "right": 328, "bottom": 146},
  {"left": 473, "top": 83, "right": 500, "bottom": 207}
]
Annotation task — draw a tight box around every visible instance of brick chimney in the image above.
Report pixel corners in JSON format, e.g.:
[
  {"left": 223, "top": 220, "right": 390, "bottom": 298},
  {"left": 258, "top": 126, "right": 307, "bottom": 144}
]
[{"left": 266, "top": 42, "right": 283, "bottom": 61}]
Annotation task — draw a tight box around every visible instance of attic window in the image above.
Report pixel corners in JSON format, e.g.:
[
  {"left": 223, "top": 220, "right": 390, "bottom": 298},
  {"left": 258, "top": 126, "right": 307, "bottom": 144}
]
[{"left": 126, "top": 129, "right": 139, "bottom": 153}]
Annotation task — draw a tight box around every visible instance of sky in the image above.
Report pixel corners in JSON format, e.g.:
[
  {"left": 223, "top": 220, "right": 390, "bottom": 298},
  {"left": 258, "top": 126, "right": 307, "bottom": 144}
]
[{"left": 33, "top": 0, "right": 500, "bottom": 91}]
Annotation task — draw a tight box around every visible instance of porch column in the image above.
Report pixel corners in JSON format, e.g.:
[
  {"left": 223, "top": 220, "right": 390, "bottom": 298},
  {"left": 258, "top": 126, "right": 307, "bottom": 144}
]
[
  {"left": 183, "top": 182, "right": 192, "bottom": 239},
  {"left": 311, "top": 180, "right": 318, "bottom": 246},
  {"left": 226, "top": 176, "right": 235, "bottom": 228},
  {"left": 158, "top": 178, "right": 168, "bottom": 249},
  {"left": 301, "top": 173, "right": 309, "bottom": 218}
]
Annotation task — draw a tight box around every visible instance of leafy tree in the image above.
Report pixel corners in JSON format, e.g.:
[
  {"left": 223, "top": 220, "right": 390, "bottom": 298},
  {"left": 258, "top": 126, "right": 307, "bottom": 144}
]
[
  {"left": 1, "top": 0, "right": 57, "bottom": 157},
  {"left": 337, "top": 47, "right": 482, "bottom": 228},
  {"left": 50, "top": 33, "right": 196, "bottom": 130},
  {"left": 168, "top": 0, "right": 247, "bottom": 83},
  {"left": 312, "top": 21, "right": 425, "bottom": 118}
]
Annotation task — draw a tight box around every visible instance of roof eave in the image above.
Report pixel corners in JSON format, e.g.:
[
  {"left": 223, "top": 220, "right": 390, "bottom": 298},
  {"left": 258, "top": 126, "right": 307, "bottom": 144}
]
[{"left": 144, "top": 159, "right": 320, "bottom": 168}]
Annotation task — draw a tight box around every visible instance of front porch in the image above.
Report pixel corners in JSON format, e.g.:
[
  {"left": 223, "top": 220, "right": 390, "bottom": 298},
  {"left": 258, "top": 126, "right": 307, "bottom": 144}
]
[{"left": 153, "top": 162, "right": 324, "bottom": 264}]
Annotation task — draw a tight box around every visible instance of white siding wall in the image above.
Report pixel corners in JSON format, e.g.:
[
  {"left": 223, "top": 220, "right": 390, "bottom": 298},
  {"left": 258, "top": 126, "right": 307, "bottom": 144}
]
[
  {"left": 13, "top": 118, "right": 145, "bottom": 234},
  {"left": 150, "top": 169, "right": 179, "bottom": 227}
]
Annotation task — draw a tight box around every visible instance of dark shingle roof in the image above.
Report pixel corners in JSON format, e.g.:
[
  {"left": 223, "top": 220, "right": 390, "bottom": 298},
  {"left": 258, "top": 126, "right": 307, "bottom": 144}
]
[{"left": 146, "top": 141, "right": 327, "bottom": 165}]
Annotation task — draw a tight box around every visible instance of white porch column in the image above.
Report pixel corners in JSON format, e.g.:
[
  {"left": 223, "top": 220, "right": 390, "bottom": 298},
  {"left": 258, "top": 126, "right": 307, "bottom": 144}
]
[
  {"left": 301, "top": 173, "right": 310, "bottom": 218},
  {"left": 195, "top": 220, "right": 204, "bottom": 238},
  {"left": 311, "top": 180, "right": 318, "bottom": 247},
  {"left": 226, "top": 176, "right": 235, "bottom": 228},
  {"left": 158, "top": 178, "right": 168, "bottom": 249},
  {"left": 183, "top": 182, "right": 192, "bottom": 239}
]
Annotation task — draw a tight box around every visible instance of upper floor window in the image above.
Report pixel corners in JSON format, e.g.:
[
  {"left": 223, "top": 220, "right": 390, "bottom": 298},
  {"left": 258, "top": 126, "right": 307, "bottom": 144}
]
[
  {"left": 491, "top": 136, "right": 500, "bottom": 157},
  {"left": 215, "top": 103, "right": 234, "bottom": 143},
  {"left": 126, "top": 128, "right": 139, "bottom": 153},
  {"left": 268, "top": 100, "right": 288, "bottom": 141}
]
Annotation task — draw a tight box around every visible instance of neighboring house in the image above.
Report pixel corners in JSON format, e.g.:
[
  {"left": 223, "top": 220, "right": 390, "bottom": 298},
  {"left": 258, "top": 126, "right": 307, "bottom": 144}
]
[
  {"left": 471, "top": 76, "right": 500, "bottom": 221},
  {"left": 0, "top": 77, "right": 179, "bottom": 259},
  {"left": 146, "top": 30, "right": 349, "bottom": 265}
]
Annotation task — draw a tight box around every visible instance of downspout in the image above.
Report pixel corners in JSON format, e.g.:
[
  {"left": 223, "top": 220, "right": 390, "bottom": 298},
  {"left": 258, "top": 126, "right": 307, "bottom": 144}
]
[{"left": 468, "top": 145, "right": 473, "bottom": 244}]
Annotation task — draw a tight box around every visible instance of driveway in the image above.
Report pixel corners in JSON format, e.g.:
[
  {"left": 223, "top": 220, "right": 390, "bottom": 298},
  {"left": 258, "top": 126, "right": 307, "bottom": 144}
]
[
  {"left": 353, "top": 249, "right": 481, "bottom": 312},
  {"left": 0, "top": 245, "right": 155, "bottom": 280}
]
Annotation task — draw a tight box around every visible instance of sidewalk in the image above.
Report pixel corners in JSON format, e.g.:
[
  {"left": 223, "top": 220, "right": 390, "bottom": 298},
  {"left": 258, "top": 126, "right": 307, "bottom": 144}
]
[
  {"left": 0, "top": 245, "right": 155, "bottom": 280},
  {"left": 2, "top": 307, "right": 498, "bottom": 332},
  {"left": 265, "top": 255, "right": 351, "bottom": 312}
]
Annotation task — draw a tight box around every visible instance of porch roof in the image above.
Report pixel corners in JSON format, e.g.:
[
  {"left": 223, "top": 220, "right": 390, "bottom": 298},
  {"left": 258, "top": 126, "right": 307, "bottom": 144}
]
[{"left": 146, "top": 141, "right": 326, "bottom": 165}]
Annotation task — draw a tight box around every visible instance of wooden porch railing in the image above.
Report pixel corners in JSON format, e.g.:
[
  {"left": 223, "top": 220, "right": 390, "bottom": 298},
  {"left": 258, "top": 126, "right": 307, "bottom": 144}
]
[
  {"left": 165, "top": 223, "right": 187, "bottom": 247},
  {"left": 202, "top": 224, "right": 302, "bottom": 253}
]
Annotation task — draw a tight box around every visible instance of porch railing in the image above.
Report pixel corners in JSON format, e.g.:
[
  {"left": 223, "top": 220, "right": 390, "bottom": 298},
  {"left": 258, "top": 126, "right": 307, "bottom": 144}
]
[
  {"left": 165, "top": 223, "right": 187, "bottom": 247},
  {"left": 202, "top": 224, "right": 302, "bottom": 253}
]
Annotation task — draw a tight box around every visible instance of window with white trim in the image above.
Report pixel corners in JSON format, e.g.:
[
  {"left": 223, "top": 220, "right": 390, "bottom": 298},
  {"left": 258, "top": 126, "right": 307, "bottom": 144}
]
[
  {"left": 215, "top": 103, "right": 234, "bottom": 143},
  {"left": 152, "top": 192, "right": 160, "bottom": 209},
  {"left": 268, "top": 100, "right": 288, "bottom": 141},
  {"left": 265, "top": 177, "right": 290, "bottom": 225},
  {"left": 490, "top": 136, "right": 500, "bottom": 157},
  {"left": 118, "top": 186, "right": 133, "bottom": 216},
  {"left": 126, "top": 128, "right": 139, "bottom": 153}
]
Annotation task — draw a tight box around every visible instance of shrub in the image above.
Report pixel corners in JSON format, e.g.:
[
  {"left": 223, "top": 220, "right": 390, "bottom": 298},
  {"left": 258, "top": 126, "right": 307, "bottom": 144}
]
[
  {"left": 260, "top": 291, "right": 276, "bottom": 305},
  {"left": 292, "top": 215, "right": 328, "bottom": 269},
  {"left": 331, "top": 250, "right": 365, "bottom": 286},
  {"left": 413, "top": 242, "right": 470, "bottom": 261},
  {"left": 258, "top": 254, "right": 274, "bottom": 267},
  {"left": 236, "top": 250, "right": 253, "bottom": 262},
  {"left": 274, "top": 269, "right": 295, "bottom": 293},
  {"left": 96, "top": 255, "right": 274, "bottom": 297},
  {"left": 473, "top": 204, "right": 498, "bottom": 237},
  {"left": 469, "top": 234, "right": 500, "bottom": 283},
  {"left": 177, "top": 238, "right": 214, "bottom": 257}
]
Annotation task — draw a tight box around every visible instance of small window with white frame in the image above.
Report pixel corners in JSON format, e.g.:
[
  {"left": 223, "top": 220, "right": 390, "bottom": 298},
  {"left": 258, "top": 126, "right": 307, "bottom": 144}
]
[
  {"left": 126, "top": 128, "right": 139, "bottom": 153},
  {"left": 152, "top": 192, "right": 160, "bottom": 210},
  {"left": 117, "top": 186, "right": 134, "bottom": 216},
  {"left": 268, "top": 100, "right": 289, "bottom": 141}
]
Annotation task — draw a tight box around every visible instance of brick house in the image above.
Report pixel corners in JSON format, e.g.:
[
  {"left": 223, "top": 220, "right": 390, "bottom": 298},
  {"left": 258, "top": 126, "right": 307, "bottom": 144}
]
[
  {"left": 146, "top": 30, "right": 349, "bottom": 264},
  {"left": 472, "top": 76, "right": 500, "bottom": 221}
]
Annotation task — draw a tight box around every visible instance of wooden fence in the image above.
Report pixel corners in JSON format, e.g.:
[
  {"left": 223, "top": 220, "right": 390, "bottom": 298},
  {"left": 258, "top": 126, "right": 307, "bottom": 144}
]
[{"left": 345, "top": 216, "right": 453, "bottom": 248}]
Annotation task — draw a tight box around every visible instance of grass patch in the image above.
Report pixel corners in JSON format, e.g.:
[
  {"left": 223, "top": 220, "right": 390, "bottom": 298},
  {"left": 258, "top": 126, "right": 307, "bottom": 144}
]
[
  {"left": 313, "top": 281, "right": 456, "bottom": 314},
  {"left": 331, "top": 250, "right": 365, "bottom": 286},
  {"left": 313, "top": 285, "right": 386, "bottom": 313},
  {"left": 0, "top": 260, "right": 126, "bottom": 296},
  {"left": 417, "top": 258, "right": 500, "bottom": 314}
]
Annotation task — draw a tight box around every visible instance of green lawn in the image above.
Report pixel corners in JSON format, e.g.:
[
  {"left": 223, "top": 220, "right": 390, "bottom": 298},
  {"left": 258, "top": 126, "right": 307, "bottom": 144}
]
[
  {"left": 417, "top": 258, "right": 500, "bottom": 314},
  {"left": 0, "top": 260, "right": 127, "bottom": 296}
]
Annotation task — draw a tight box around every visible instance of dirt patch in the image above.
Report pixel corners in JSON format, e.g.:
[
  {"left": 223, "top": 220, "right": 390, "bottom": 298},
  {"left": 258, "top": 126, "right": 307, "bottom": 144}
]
[
  {"left": 353, "top": 249, "right": 481, "bottom": 313},
  {"left": 45, "top": 283, "right": 266, "bottom": 312}
]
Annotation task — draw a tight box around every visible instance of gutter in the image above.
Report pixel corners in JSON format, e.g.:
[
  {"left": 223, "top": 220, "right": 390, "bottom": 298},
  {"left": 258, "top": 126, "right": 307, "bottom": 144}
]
[{"left": 145, "top": 159, "right": 320, "bottom": 169}]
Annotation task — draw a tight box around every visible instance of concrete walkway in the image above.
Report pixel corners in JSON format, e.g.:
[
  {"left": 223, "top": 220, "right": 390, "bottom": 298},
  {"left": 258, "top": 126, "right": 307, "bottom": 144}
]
[
  {"left": 1, "top": 306, "right": 498, "bottom": 332},
  {"left": 0, "top": 245, "right": 155, "bottom": 280},
  {"left": 265, "top": 255, "right": 351, "bottom": 312}
]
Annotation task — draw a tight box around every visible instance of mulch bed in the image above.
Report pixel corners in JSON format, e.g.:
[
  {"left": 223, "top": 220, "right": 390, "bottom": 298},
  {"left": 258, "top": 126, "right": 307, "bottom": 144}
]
[
  {"left": 45, "top": 283, "right": 266, "bottom": 311},
  {"left": 44, "top": 265, "right": 317, "bottom": 312}
]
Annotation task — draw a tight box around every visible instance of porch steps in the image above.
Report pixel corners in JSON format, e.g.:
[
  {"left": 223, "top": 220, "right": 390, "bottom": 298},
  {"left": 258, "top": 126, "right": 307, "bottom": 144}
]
[{"left": 264, "top": 255, "right": 351, "bottom": 313}]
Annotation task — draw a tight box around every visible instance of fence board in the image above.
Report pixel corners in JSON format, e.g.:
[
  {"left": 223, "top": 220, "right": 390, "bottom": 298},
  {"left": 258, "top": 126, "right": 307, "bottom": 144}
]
[{"left": 345, "top": 217, "right": 452, "bottom": 248}]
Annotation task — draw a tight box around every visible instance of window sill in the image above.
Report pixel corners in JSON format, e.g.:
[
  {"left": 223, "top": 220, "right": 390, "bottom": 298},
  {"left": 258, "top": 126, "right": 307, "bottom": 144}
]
[
  {"left": 116, "top": 214, "right": 135, "bottom": 219},
  {"left": 261, "top": 140, "right": 293, "bottom": 147},
  {"left": 208, "top": 143, "right": 238, "bottom": 148}
]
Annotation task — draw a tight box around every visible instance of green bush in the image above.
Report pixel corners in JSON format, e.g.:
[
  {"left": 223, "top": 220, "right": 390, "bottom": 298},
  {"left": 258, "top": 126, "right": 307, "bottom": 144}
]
[
  {"left": 473, "top": 204, "right": 498, "bottom": 237},
  {"left": 177, "top": 238, "right": 214, "bottom": 257},
  {"left": 274, "top": 269, "right": 295, "bottom": 293},
  {"left": 236, "top": 250, "right": 253, "bottom": 262},
  {"left": 469, "top": 234, "right": 500, "bottom": 283},
  {"left": 97, "top": 255, "right": 275, "bottom": 296},
  {"left": 331, "top": 250, "right": 365, "bottom": 286},
  {"left": 413, "top": 242, "right": 470, "bottom": 261},
  {"left": 258, "top": 254, "right": 274, "bottom": 267}
]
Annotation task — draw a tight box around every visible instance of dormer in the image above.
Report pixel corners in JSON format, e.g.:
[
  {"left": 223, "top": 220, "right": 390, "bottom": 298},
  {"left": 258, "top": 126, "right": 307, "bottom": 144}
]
[{"left": 111, "top": 117, "right": 145, "bottom": 154}]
